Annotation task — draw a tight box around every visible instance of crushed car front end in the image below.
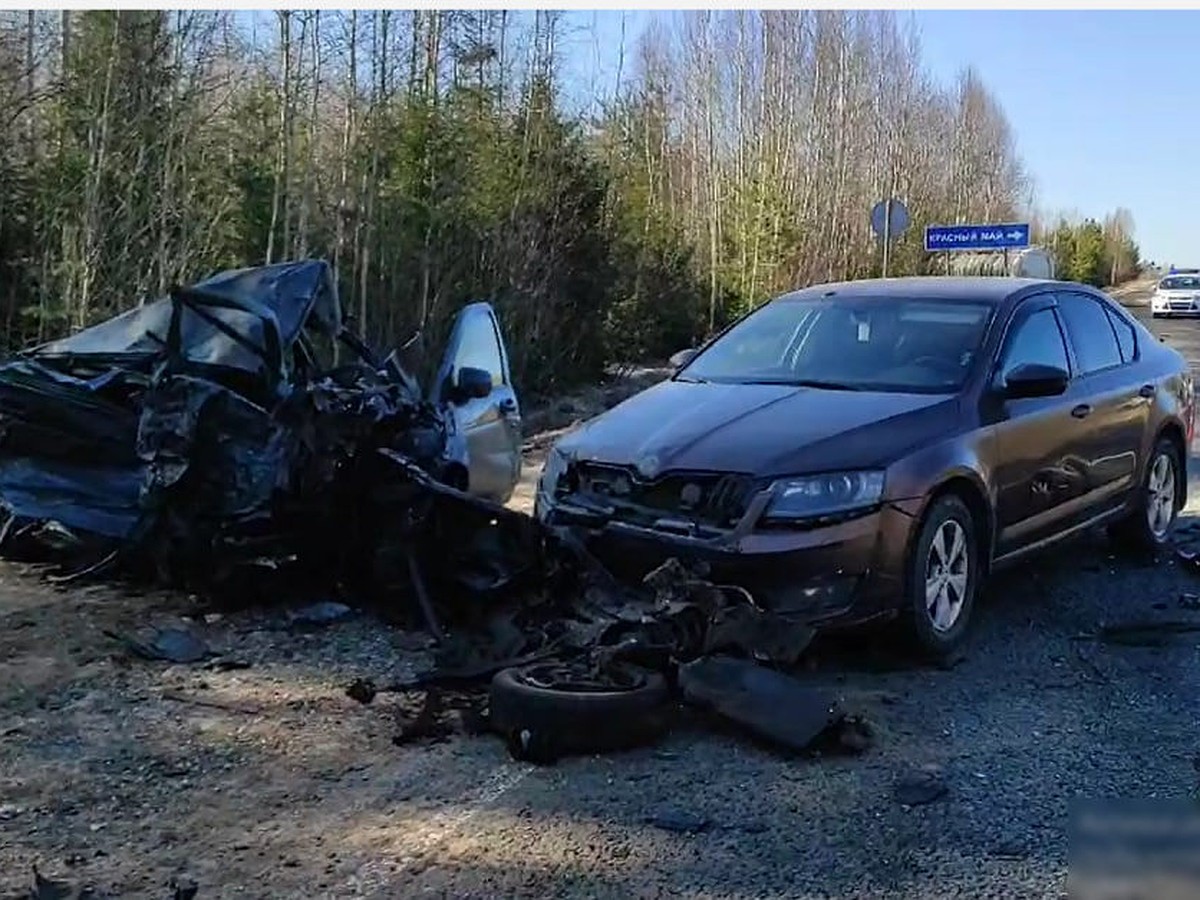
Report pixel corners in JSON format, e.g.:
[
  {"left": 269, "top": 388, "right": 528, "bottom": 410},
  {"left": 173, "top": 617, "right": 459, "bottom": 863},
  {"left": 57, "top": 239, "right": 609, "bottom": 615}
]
[{"left": 535, "top": 450, "right": 916, "bottom": 626}]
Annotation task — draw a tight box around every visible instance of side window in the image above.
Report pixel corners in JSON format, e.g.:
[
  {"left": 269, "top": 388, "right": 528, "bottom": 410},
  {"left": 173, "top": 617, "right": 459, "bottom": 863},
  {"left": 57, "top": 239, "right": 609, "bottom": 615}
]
[
  {"left": 453, "top": 309, "right": 506, "bottom": 387},
  {"left": 1056, "top": 293, "right": 1123, "bottom": 374},
  {"left": 1000, "top": 308, "right": 1070, "bottom": 378},
  {"left": 1104, "top": 306, "right": 1137, "bottom": 363}
]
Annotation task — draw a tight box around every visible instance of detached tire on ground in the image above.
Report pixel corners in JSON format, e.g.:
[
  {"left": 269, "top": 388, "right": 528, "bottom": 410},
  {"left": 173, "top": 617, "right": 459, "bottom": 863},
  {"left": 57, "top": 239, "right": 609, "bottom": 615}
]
[
  {"left": 902, "top": 493, "right": 981, "bottom": 661},
  {"left": 1108, "top": 436, "right": 1182, "bottom": 552},
  {"left": 489, "top": 663, "right": 671, "bottom": 762}
]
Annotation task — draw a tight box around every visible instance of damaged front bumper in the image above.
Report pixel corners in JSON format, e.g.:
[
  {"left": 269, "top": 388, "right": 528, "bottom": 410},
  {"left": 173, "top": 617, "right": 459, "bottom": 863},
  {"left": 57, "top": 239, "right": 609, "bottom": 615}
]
[{"left": 540, "top": 491, "right": 919, "bottom": 626}]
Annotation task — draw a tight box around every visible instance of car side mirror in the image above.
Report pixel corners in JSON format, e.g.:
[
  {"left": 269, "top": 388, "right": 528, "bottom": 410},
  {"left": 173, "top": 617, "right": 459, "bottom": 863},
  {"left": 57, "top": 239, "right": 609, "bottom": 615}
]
[
  {"left": 1003, "top": 362, "right": 1069, "bottom": 399},
  {"left": 454, "top": 366, "right": 494, "bottom": 402},
  {"left": 670, "top": 348, "right": 698, "bottom": 369}
]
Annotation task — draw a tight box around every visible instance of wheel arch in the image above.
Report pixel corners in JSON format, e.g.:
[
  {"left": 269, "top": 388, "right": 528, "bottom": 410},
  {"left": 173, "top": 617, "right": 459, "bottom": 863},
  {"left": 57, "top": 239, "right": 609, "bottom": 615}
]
[
  {"left": 1154, "top": 419, "right": 1188, "bottom": 509},
  {"left": 916, "top": 472, "right": 996, "bottom": 575}
]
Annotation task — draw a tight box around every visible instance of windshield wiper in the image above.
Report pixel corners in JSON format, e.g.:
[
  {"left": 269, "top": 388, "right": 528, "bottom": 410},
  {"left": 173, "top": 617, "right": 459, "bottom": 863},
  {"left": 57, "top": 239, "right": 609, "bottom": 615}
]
[{"left": 742, "top": 377, "right": 864, "bottom": 391}]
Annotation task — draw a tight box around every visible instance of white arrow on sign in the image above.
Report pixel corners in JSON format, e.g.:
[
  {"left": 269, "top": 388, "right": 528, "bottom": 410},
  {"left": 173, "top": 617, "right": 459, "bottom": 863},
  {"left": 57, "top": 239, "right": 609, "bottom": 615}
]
[{"left": 1007, "top": 230, "right": 1025, "bottom": 241}]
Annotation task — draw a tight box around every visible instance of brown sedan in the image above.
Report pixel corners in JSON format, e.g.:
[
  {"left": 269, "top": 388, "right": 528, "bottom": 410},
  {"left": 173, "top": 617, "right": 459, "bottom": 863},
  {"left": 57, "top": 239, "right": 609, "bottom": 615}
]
[{"left": 535, "top": 277, "right": 1195, "bottom": 657}]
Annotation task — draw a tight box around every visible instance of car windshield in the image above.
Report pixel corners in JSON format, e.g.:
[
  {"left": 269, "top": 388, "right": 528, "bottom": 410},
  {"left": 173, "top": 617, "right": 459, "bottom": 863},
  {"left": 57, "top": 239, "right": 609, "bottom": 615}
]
[
  {"left": 1160, "top": 276, "right": 1200, "bottom": 290},
  {"left": 679, "top": 296, "right": 994, "bottom": 393}
]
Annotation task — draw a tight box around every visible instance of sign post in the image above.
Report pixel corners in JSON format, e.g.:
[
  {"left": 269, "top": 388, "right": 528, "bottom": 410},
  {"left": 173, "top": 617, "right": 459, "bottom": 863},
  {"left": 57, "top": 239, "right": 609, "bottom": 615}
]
[
  {"left": 870, "top": 199, "right": 910, "bottom": 278},
  {"left": 924, "top": 222, "right": 1031, "bottom": 274}
]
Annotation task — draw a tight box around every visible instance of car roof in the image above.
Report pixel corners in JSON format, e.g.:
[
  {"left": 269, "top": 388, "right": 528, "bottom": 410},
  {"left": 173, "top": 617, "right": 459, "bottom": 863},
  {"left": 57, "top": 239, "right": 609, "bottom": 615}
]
[{"left": 776, "top": 276, "right": 1062, "bottom": 306}]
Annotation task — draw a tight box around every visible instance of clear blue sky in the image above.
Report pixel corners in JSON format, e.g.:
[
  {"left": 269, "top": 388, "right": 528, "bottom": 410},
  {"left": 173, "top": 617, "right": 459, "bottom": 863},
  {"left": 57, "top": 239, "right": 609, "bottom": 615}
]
[
  {"left": 910, "top": 10, "right": 1195, "bottom": 268},
  {"left": 560, "top": 10, "right": 1193, "bottom": 268}
]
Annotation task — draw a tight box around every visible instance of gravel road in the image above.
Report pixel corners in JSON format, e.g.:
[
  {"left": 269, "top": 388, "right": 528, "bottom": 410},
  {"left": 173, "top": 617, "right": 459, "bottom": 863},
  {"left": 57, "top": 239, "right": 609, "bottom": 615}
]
[{"left": 3, "top": 282, "right": 1199, "bottom": 899}]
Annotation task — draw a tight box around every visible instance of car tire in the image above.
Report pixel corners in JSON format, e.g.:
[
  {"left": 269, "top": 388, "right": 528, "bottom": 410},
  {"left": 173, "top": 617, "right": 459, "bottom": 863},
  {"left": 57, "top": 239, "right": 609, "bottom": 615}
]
[
  {"left": 902, "top": 494, "right": 981, "bottom": 660},
  {"left": 1108, "top": 437, "right": 1181, "bottom": 552},
  {"left": 489, "top": 663, "right": 670, "bottom": 762}
]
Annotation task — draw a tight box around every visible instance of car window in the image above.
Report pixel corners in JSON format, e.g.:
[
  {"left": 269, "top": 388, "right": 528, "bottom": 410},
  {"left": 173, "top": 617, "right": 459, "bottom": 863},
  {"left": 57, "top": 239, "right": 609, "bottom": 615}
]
[
  {"left": 999, "top": 307, "right": 1069, "bottom": 378},
  {"left": 680, "top": 296, "right": 992, "bottom": 393},
  {"left": 1056, "top": 293, "right": 1123, "bottom": 374},
  {"left": 1104, "top": 306, "right": 1137, "bottom": 363},
  {"left": 452, "top": 309, "right": 506, "bottom": 387},
  {"left": 1160, "top": 276, "right": 1200, "bottom": 290}
]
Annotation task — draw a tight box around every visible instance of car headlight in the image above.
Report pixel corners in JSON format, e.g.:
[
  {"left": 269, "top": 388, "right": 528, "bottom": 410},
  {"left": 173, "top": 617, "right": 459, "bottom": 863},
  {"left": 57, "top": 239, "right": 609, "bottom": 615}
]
[
  {"left": 537, "top": 446, "right": 568, "bottom": 499},
  {"left": 763, "top": 470, "right": 885, "bottom": 522}
]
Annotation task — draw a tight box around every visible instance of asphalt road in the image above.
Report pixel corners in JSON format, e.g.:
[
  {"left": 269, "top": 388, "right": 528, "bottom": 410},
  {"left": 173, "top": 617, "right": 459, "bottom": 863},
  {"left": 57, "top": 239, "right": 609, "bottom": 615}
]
[{"left": 373, "top": 296, "right": 1200, "bottom": 899}]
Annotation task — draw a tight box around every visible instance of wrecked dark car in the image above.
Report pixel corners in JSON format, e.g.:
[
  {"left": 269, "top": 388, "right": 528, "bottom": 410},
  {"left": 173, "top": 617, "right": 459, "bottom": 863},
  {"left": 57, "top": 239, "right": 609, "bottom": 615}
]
[
  {"left": 535, "top": 277, "right": 1194, "bottom": 658},
  {"left": 0, "top": 260, "right": 524, "bottom": 591}
]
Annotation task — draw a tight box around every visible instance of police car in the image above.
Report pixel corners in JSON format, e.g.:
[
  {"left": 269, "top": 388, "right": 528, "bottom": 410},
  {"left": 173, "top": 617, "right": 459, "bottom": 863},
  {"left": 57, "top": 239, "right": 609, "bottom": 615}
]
[{"left": 1152, "top": 273, "right": 1200, "bottom": 318}]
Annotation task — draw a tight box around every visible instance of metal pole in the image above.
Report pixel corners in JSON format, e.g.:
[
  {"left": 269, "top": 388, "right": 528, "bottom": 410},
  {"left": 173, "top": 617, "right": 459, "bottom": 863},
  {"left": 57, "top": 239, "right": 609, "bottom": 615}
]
[
  {"left": 1003, "top": 248, "right": 1009, "bottom": 274},
  {"left": 882, "top": 200, "right": 891, "bottom": 278}
]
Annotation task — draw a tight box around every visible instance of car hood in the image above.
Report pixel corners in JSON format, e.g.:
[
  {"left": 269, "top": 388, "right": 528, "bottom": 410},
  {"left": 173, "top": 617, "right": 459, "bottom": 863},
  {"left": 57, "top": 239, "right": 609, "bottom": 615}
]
[{"left": 555, "top": 379, "right": 959, "bottom": 476}]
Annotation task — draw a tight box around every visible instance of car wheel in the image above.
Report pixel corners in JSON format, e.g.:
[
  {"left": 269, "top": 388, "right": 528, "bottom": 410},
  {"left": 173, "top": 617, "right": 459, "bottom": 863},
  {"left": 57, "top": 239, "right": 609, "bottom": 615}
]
[
  {"left": 1108, "top": 437, "right": 1181, "bottom": 552},
  {"left": 489, "top": 663, "right": 670, "bottom": 763},
  {"left": 903, "top": 494, "right": 980, "bottom": 660}
]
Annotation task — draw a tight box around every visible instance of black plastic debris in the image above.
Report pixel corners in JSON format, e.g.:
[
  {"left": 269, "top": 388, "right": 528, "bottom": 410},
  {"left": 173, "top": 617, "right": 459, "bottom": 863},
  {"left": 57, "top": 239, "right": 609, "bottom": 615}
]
[
  {"left": 643, "top": 809, "right": 710, "bottom": 834},
  {"left": 104, "top": 627, "right": 211, "bottom": 664},
  {"left": 345, "top": 678, "right": 377, "bottom": 705},
  {"left": 893, "top": 765, "right": 949, "bottom": 806},
  {"left": 677, "top": 655, "right": 843, "bottom": 753},
  {"left": 287, "top": 601, "right": 354, "bottom": 628},
  {"left": 25, "top": 864, "right": 101, "bottom": 900}
]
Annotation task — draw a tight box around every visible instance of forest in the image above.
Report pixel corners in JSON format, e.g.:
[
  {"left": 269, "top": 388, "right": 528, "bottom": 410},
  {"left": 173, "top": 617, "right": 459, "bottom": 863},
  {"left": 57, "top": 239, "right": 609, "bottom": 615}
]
[{"left": 0, "top": 10, "right": 1140, "bottom": 395}]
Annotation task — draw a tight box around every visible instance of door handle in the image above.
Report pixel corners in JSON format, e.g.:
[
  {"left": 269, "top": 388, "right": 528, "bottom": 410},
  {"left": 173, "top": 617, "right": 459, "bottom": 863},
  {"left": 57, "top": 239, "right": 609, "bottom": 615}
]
[
  {"left": 1071, "top": 404, "right": 1092, "bottom": 419},
  {"left": 498, "top": 397, "right": 518, "bottom": 415},
  {"left": 1139, "top": 384, "right": 1156, "bottom": 399}
]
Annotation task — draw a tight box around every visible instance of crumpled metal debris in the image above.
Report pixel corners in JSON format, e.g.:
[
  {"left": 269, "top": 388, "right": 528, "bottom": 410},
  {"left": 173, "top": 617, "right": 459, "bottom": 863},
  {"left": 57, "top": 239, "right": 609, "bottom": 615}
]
[{"left": 0, "top": 261, "right": 461, "bottom": 597}]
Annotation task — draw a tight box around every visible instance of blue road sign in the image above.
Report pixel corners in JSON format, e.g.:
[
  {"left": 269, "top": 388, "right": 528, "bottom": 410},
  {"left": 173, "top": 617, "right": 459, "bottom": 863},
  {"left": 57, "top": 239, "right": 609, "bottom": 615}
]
[
  {"left": 870, "top": 199, "right": 910, "bottom": 239},
  {"left": 924, "top": 222, "right": 1031, "bottom": 252}
]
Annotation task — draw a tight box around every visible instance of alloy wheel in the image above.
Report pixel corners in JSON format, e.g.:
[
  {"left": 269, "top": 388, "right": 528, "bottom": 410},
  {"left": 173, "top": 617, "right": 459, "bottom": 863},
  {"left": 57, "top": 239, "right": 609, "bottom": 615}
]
[
  {"left": 925, "top": 519, "right": 969, "bottom": 633},
  {"left": 1147, "top": 451, "right": 1177, "bottom": 540}
]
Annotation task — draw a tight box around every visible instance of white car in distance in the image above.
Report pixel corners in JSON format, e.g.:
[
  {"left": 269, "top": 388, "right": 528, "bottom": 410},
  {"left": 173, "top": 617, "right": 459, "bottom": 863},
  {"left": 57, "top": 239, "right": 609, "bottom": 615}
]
[{"left": 1152, "top": 273, "right": 1200, "bottom": 318}]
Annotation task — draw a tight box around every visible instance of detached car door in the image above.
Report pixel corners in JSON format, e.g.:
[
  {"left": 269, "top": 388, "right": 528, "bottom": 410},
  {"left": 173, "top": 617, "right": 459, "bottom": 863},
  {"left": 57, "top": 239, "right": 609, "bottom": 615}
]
[
  {"left": 433, "top": 302, "right": 522, "bottom": 503},
  {"left": 1053, "top": 290, "right": 1149, "bottom": 514}
]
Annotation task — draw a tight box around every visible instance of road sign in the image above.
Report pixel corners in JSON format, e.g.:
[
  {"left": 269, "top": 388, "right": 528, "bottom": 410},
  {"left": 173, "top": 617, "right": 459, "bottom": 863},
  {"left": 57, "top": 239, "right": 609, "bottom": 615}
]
[
  {"left": 924, "top": 222, "right": 1031, "bottom": 252},
  {"left": 871, "top": 199, "right": 909, "bottom": 278},
  {"left": 870, "top": 199, "right": 910, "bottom": 239}
]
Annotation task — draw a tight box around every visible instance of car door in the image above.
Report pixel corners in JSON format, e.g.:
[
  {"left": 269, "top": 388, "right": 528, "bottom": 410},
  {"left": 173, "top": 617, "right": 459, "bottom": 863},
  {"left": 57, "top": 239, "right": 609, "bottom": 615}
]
[
  {"left": 1053, "top": 290, "right": 1149, "bottom": 513},
  {"left": 432, "top": 302, "right": 522, "bottom": 503},
  {"left": 987, "top": 297, "right": 1087, "bottom": 556}
]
